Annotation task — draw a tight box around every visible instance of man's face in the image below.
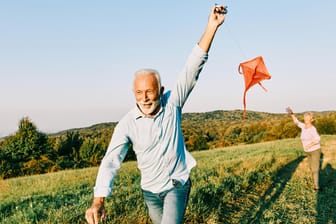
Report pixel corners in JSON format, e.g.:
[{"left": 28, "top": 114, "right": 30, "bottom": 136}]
[{"left": 133, "top": 73, "right": 162, "bottom": 116}]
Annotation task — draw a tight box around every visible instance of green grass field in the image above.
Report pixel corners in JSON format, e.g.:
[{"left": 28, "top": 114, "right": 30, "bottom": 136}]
[{"left": 1, "top": 136, "right": 336, "bottom": 224}]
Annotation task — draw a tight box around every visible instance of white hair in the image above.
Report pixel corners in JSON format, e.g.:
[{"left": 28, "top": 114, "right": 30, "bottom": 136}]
[{"left": 134, "top": 68, "right": 161, "bottom": 89}]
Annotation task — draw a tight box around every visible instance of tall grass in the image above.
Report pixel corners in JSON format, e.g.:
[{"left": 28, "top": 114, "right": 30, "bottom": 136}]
[{"left": 1, "top": 136, "right": 335, "bottom": 223}]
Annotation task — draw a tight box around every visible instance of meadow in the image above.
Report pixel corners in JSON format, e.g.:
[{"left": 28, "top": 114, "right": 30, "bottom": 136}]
[{"left": 1, "top": 135, "right": 335, "bottom": 224}]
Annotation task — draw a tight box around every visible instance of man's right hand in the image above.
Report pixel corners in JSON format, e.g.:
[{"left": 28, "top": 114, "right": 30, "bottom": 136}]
[{"left": 85, "top": 197, "right": 106, "bottom": 224}]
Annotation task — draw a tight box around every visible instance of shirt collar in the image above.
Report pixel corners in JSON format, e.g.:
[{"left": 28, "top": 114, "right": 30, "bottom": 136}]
[{"left": 132, "top": 103, "right": 163, "bottom": 120}]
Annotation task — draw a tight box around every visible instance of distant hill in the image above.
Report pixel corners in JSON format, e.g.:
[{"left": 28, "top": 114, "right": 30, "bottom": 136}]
[
  {"left": 46, "top": 109, "right": 336, "bottom": 151},
  {"left": 49, "top": 110, "right": 284, "bottom": 135},
  {"left": 182, "top": 109, "right": 283, "bottom": 123},
  {"left": 50, "top": 122, "right": 117, "bottom": 138},
  {"left": 2, "top": 110, "right": 334, "bottom": 141},
  {"left": 48, "top": 109, "right": 334, "bottom": 137}
]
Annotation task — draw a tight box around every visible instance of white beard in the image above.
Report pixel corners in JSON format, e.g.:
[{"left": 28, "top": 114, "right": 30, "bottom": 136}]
[{"left": 137, "top": 98, "right": 161, "bottom": 116}]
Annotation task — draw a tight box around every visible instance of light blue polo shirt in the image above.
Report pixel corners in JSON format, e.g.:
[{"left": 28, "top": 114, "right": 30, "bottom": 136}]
[{"left": 94, "top": 44, "right": 208, "bottom": 196}]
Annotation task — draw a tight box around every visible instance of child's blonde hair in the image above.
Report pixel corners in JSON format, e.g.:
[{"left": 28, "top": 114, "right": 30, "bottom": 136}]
[{"left": 304, "top": 112, "right": 314, "bottom": 122}]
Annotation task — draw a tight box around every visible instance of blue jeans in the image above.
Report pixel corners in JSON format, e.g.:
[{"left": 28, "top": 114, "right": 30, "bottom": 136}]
[{"left": 142, "top": 179, "right": 191, "bottom": 224}]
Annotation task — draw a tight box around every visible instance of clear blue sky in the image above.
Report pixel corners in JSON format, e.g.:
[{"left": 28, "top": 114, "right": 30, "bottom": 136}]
[{"left": 1, "top": 0, "right": 335, "bottom": 137}]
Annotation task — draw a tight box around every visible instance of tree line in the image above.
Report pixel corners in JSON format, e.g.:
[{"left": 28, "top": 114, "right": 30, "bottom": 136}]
[{"left": 1, "top": 110, "right": 335, "bottom": 179}]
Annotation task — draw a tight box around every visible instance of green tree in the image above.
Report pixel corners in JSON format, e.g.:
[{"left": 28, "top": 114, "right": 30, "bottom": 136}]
[
  {"left": 56, "top": 131, "right": 83, "bottom": 168},
  {"left": 79, "top": 138, "right": 104, "bottom": 166},
  {"left": 315, "top": 115, "right": 336, "bottom": 134},
  {"left": 0, "top": 117, "right": 53, "bottom": 178}
]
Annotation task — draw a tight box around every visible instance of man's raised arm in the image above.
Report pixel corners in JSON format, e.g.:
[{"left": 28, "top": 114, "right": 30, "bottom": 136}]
[{"left": 198, "top": 5, "right": 226, "bottom": 53}]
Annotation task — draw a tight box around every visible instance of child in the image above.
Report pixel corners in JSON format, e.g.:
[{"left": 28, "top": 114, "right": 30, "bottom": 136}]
[{"left": 286, "top": 107, "right": 321, "bottom": 190}]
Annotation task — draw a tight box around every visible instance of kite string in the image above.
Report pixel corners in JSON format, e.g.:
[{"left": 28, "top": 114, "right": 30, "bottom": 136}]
[
  {"left": 225, "top": 21, "right": 250, "bottom": 119},
  {"left": 225, "top": 22, "right": 248, "bottom": 59}
]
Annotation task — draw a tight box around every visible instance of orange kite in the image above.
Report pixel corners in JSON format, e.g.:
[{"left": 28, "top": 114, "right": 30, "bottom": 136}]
[{"left": 238, "top": 56, "right": 271, "bottom": 119}]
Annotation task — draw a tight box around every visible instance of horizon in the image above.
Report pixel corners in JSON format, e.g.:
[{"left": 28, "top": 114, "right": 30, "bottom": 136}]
[{"left": 1, "top": 1, "right": 336, "bottom": 138}]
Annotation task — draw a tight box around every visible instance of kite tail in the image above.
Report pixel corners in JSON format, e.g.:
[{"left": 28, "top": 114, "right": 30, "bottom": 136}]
[
  {"left": 242, "top": 90, "right": 247, "bottom": 119},
  {"left": 258, "top": 82, "right": 268, "bottom": 92}
]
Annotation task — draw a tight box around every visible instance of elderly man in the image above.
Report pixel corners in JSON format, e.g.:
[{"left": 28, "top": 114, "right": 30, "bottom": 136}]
[{"left": 86, "top": 5, "right": 227, "bottom": 224}]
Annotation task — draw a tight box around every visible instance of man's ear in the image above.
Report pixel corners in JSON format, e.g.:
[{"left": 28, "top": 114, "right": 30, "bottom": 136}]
[{"left": 160, "top": 86, "right": 165, "bottom": 96}]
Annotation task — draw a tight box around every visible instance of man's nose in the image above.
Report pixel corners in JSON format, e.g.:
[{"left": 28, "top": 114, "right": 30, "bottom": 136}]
[{"left": 140, "top": 92, "right": 149, "bottom": 101}]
